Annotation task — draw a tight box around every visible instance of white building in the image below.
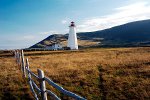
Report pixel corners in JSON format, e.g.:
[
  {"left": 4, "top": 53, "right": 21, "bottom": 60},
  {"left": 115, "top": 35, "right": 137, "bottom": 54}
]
[
  {"left": 46, "top": 43, "right": 62, "bottom": 50},
  {"left": 67, "top": 22, "right": 78, "bottom": 50}
]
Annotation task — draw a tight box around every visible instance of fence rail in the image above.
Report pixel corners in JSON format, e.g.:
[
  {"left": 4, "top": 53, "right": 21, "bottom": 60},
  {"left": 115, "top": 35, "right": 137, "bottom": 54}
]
[{"left": 14, "top": 50, "right": 86, "bottom": 100}]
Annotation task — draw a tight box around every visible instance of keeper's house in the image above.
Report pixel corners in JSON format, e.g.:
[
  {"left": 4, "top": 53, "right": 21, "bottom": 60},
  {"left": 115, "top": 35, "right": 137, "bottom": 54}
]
[{"left": 45, "top": 43, "right": 62, "bottom": 50}]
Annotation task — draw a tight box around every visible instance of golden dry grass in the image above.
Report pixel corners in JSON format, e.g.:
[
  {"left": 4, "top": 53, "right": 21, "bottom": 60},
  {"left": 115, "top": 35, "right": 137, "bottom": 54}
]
[
  {"left": 0, "top": 47, "right": 150, "bottom": 100},
  {"left": 0, "top": 55, "right": 33, "bottom": 100},
  {"left": 26, "top": 47, "right": 150, "bottom": 100},
  {"left": 60, "top": 39, "right": 98, "bottom": 47}
]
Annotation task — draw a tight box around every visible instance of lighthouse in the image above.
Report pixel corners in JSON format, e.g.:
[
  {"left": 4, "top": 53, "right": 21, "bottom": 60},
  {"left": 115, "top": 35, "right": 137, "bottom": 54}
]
[{"left": 67, "top": 22, "right": 78, "bottom": 50}]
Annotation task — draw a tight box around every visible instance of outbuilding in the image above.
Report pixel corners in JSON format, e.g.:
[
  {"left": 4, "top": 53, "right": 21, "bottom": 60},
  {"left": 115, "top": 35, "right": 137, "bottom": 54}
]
[{"left": 46, "top": 43, "right": 62, "bottom": 50}]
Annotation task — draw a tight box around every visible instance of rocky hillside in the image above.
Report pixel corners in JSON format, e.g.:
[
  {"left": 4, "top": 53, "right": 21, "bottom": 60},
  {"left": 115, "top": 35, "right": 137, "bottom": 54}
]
[{"left": 30, "top": 19, "right": 150, "bottom": 48}]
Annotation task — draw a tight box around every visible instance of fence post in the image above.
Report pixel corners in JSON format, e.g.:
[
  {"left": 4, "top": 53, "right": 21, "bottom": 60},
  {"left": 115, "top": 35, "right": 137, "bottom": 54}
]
[
  {"left": 19, "top": 51, "right": 22, "bottom": 71},
  {"left": 26, "top": 58, "right": 30, "bottom": 77},
  {"left": 16, "top": 50, "right": 19, "bottom": 64},
  {"left": 14, "top": 50, "right": 17, "bottom": 59},
  {"left": 38, "top": 69, "right": 47, "bottom": 100},
  {"left": 14, "top": 50, "right": 17, "bottom": 63},
  {"left": 18, "top": 51, "right": 21, "bottom": 66},
  {"left": 26, "top": 58, "right": 31, "bottom": 85},
  {"left": 26, "top": 59, "right": 39, "bottom": 100},
  {"left": 21, "top": 50, "right": 26, "bottom": 77},
  {"left": 25, "top": 58, "right": 29, "bottom": 76}
]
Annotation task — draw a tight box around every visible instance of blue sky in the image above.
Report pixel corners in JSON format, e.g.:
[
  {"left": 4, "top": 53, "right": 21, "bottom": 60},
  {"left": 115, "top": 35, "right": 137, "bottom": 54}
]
[{"left": 0, "top": 0, "right": 150, "bottom": 49}]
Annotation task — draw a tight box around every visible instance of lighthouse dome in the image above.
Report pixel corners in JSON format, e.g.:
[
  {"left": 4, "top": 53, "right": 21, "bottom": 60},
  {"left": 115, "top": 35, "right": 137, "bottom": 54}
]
[{"left": 70, "top": 22, "right": 75, "bottom": 27}]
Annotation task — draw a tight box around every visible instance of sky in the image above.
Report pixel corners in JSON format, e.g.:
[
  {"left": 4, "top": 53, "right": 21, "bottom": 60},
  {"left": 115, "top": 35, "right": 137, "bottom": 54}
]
[{"left": 0, "top": 0, "right": 150, "bottom": 49}]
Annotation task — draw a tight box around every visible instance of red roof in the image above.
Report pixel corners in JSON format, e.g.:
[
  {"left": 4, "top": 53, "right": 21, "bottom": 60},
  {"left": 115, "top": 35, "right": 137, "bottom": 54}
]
[{"left": 70, "top": 22, "right": 75, "bottom": 27}]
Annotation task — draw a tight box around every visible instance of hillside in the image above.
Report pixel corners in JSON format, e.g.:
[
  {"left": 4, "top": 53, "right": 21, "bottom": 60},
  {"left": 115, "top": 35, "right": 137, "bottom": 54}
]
[
  {"left": 30, "top": 19, "right": 150, "bottom": 48},
  {"left": 78, "top": 19, "right": 150, "bottom": 47}
]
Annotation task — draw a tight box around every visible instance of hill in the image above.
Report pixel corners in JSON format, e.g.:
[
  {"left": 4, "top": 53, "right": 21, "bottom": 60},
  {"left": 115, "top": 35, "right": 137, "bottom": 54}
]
[{"left": 30, "top": 19, "right": 150, "bottom": 48}]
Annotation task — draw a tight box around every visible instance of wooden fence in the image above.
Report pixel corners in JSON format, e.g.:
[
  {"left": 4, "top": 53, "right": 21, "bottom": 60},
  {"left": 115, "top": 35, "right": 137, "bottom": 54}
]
[{"left": 14, "top": 50, "right": 86, "bottom": 100}]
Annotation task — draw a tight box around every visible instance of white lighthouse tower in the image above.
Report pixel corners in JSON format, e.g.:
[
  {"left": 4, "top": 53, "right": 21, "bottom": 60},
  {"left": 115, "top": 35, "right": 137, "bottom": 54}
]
[{"left": 67, "top": 22, "right": 78, "bottom": 50}]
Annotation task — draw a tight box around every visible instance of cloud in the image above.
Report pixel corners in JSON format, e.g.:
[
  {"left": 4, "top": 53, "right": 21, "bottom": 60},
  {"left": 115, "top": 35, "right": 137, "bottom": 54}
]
[
  {"left": 40, "top": 31, "right": 60, "bottom": 35},
  {"left": 77, "top": 1, "right": 150, "bottom": 32},
  {"left": 61, "top": 20, "right": 68, "bottom": 24},
  {"left": 23, "top": 35, "right": 35, "bottom": 40}
]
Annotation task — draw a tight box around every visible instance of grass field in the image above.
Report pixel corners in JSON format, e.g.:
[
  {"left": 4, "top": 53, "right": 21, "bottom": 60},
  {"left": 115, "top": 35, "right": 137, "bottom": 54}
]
[{"left": 0, "top": 47, "right": 150, "bottom": 100}]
